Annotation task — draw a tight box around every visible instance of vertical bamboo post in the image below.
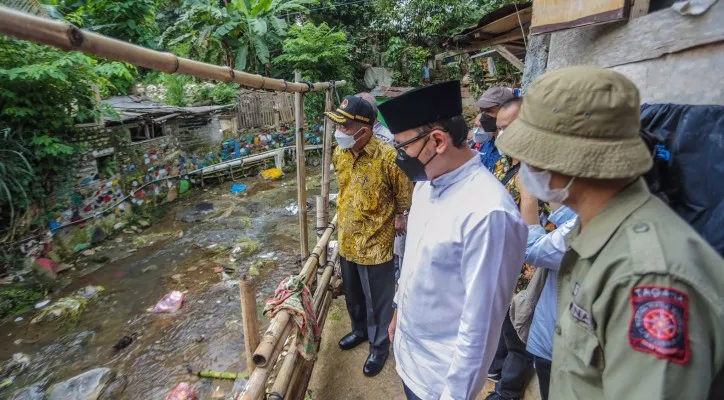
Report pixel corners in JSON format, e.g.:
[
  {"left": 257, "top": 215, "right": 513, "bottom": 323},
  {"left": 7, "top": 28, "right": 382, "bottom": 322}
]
[
  {"left": 240, "top": 275, "right": 260, "bottom": 374},
  {"left": 315, "top": 195, "right": 326, "bottom": 268},
  {"left": 321, "top": 88, "right": 335, "bottom": 221},
  {"left": 294, "top": 71, "right": 310, "bottom": 260}
]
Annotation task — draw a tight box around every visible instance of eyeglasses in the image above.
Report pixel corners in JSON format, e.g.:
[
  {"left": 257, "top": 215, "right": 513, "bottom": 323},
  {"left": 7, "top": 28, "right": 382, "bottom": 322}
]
[{"left": 394, "top": 127, "right": 447, "bottom": 150}]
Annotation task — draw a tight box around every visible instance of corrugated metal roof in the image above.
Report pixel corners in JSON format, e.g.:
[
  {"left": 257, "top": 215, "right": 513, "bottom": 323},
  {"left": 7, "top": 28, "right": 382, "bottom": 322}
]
[{"left": 101, "top": 96, "right": 233, "bottom": 124}]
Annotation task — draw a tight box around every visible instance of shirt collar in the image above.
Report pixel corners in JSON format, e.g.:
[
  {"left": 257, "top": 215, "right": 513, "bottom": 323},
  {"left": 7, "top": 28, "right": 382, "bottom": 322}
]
[
  {"left": 430, "top": 152, "right": 480, "bottom": 190},
  {"left": 343, "top": 135, "right": 380, "bottom": 158},
  {"left": 570, "top": 178, "right": 652, "bottom": 259}
]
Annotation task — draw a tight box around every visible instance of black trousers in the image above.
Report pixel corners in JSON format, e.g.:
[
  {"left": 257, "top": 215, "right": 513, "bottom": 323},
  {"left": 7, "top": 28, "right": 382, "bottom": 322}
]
[
  {"left": 340, "top": 257, "right": 395, "bottom": 356},
  {"left": 534, "top": 356, "right": 552, "bottom": 400},
  {"left": 489, "top": 310, "right": 533, "bottom": 398}
]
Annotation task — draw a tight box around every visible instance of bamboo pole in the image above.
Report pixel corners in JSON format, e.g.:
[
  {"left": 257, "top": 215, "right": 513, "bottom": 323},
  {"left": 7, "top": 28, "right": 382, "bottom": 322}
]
[
  {"left": 320, "top": 88, "right": 335, "bottom": 221},
  {"left": 299, "top": 214, "right": 338, "bottom": 285},
  {"left": 252, "top": 312, "right": 291, "bottom": 367},
  {"left": 196, "top": 370, "right": 248, "bottom": 380},
  {"left": 294, "top": 71, "right": 310, "bottom": 260},
  {"left": 267, "top": 336, "right": 299, "bottom": 400},
  {"left": 313, "top": 246, "right": 339, "bottom": 312},
  {"left": 239, "top": 323, "right": 294, "bottom": 400},
  {"left": 0, "top": 7, "right": 345, "bottom": 93},
  {"left": 287, "top": 278, "right": 337, "bottom": 400},
  {"left": 251, "top": 214, "right": 337, "bottom": 368},
  {"left": 315, "top": 195, "right": 326, "bottom": 268},
  {"left": 240, "top": 275, "right": 260, "bottom": 373}
]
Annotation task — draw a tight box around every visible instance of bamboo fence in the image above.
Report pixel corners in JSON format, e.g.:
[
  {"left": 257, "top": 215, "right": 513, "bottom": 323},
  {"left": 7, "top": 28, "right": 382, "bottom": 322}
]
[
  {"left": 240, "top": 215, "right": 338, "bottom": 400},
  {"left": 0, "top": 7, "right": 345, "bottom": 93}
]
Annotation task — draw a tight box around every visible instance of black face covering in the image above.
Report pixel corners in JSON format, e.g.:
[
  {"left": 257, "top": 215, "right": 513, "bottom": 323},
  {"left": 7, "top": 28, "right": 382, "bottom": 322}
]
[
  {"left": 480, "top": 114, "right": 498, "bottom": 132},
  {"left": 395, "top": 135, "right": 437, "bottom": 182}
]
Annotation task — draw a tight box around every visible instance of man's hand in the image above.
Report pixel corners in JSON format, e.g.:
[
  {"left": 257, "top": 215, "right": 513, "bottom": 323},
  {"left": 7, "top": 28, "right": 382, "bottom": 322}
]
[
  {"left": 395, "top": 214, "right": 407, "bottom": 236},
  {"left": 389, "top": 310, "right": 398, "bottom": 342},
  {"left": 516, "top": 173, "right": 536, "bottom": 202}
]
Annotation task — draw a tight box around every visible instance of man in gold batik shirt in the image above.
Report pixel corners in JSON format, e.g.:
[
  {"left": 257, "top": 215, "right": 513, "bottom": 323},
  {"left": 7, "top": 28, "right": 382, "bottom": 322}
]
[{"left": 327, "top": 94, "right": 413, "bottom": 377}]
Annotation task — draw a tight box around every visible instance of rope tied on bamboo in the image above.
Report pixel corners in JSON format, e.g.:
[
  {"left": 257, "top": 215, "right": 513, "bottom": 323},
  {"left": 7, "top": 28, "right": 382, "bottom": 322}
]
[
  {"left": 302, "top": 81, "right": 314, "bottom": 93},
  {"left": 329, "top": 80, "right": 341, "bottom": 105}
]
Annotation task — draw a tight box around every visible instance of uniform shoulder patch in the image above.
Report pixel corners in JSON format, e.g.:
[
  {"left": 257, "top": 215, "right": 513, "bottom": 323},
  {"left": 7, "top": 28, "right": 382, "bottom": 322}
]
[{"left": 629, "top": 285, "right": 689, "bottom": 364}]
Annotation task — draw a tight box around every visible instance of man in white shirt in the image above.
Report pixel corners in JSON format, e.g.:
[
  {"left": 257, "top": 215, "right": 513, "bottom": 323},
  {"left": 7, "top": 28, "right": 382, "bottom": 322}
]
[{"left": 379, "top": 81, "right": 528, "bottom": 400}]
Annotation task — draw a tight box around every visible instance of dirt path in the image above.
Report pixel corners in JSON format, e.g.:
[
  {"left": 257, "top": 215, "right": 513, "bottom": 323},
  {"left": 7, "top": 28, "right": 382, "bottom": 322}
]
[{"left": 308, "top": 299, "right": 542, "bottom": 400}]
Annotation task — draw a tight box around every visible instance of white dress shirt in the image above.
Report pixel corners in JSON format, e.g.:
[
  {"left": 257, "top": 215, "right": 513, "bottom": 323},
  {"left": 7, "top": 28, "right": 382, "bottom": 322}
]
[
  {"left": 394, "top": 154, "right": 527, "bottom": 400},
  {"left": 525, "top": 206, "right": 578, "bottom": 361}
]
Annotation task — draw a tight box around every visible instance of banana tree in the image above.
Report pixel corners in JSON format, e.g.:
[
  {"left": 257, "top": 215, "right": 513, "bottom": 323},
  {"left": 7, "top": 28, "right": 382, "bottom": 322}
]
[{"left": 161, "top": 0, "right": 316, "bottom": 73}]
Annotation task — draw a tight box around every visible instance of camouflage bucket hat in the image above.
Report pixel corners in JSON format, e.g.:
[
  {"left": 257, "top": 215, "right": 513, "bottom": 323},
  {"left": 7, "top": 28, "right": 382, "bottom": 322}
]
[{"left": 496, "top": 66, "right": 653, "bottom": 179}]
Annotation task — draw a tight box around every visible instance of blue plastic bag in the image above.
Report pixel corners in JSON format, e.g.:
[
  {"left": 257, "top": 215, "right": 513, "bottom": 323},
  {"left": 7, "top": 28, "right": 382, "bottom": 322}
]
[{"left": 230, "top": 183, "right": 247, "bottom": 194}]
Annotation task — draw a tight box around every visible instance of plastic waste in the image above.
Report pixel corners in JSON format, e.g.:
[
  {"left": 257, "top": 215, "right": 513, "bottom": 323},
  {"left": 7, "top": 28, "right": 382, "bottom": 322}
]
[
  {"left": 230, "top": 183, "right": 247, "bottom": 194},
  {"left": 165, "top": 382, "right": 198, "bottom": 400},
  {"left": 153, "top": 291, "right": 185, "bottom": 313},
  {"left": 179, "top": 180, "right": 190, "bottom": 194},
  {"left": 260, "top": 168, "right": 283, "bottom": 180}
]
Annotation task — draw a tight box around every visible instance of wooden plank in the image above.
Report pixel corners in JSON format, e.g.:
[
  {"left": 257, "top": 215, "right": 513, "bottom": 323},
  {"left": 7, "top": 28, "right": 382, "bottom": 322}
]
[
  {"left": 435, "top": 27, "right": 528, "bottom": 61},
  {"left": 531, "top": 0, "right": 629, "bottom": 35},
  {"left": 467, "top": 6, "right": 532, "bottom": 39},
  {"left": 548, "top": 1, "right": 724, "bottom": 70},
  {"left": 629, "top": 0, "right": 650, "bottom": 18},
  {"left": 493, "top": 45, "right": 524, "bottom": 71}
]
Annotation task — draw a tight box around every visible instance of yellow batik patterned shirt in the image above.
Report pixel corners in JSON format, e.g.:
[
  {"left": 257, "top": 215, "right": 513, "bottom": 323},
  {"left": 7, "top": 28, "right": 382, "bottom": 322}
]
[{"left": 333, "top": 136, "right": 413, "bottom": 265}]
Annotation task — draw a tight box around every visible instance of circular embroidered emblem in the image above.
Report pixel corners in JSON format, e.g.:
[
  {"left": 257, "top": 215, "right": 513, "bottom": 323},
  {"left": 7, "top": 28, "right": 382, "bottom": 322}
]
[
  {"left": 341, "top": 98, "right": 349, "bottom": 109},
  {"left": 642, "top": 307, "right": 678, "bottom": 341}
]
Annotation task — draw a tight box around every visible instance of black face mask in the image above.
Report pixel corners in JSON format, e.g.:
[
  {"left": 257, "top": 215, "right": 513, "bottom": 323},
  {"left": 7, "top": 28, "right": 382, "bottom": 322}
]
[
  {"left": 395, "top": 135, "right": 437, "bottom": 182},
  {"left": 480, "top": 114, "right": 498, "bottom": 132}
]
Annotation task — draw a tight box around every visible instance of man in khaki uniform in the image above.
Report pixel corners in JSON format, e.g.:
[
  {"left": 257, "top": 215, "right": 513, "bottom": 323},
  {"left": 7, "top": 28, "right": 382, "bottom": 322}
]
[{"left": 496, "top": 66, "right": 724, "bottom": 399}]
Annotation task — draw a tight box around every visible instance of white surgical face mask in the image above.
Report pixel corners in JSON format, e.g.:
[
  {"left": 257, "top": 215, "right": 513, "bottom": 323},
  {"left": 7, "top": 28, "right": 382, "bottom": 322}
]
[
  {"left": 472, "top": 127, "right": 492, "bottom": 144},
  {"left": 519, "top": 163, "right": 575, "bottom": 203},
  {"left": 335, "top": 128, "right": 360, "bottom": 149}
]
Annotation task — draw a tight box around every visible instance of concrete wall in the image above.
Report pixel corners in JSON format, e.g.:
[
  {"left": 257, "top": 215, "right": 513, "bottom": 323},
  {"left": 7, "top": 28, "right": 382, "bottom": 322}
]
[
  {"left": 546, "top": 2, "right": 724, "bottom": 105},
  {"left": 175, "top": 114, "right": 223, "bottom": 151}
]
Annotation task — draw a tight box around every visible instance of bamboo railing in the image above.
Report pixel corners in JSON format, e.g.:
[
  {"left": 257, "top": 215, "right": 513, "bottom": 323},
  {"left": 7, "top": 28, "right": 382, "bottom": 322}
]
[
  {"left": 240, "top": 215, "right": 339, "bottom": 400},
  {"left": 0, "top": 7, "right": 345, "bottom": 93}
]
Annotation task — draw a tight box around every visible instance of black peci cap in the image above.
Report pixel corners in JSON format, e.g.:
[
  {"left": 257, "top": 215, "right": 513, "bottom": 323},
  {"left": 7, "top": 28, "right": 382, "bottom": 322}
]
[
  {"left": 324, "top": 95, "right": 375, "bottom": 126},
  {"left": 378, "top": 81, "right": 463, "bottom": 134}
]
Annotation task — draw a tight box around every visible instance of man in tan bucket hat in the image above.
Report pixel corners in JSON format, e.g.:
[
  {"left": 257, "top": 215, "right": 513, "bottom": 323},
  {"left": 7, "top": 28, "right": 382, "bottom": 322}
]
[{"left": 496, "top": 66, "right": 724, "bottom": 400}]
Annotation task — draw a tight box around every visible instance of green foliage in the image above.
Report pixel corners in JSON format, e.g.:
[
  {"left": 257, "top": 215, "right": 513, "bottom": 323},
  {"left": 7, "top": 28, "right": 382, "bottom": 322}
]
[
  {"left": 93, "top": 62, "right": 138, "bottom": 96},
  {"left": 0, "top": 36, "right": 104, "bottom": 237},
  {"left": 273, "top": 22, "right": 353, "bottom": 121},
  {"left": 211, "top": 82, "right": 241, "bottom": 104},
  {"left": 0, "top": 282, "right": 46, "bottom": 319},
  {"left": 273, "top": 22, "right": 352, "bottom": 81},
  {"left": 160, "top": 0, "right": 315, "bottom": 72},
  {"left": 83, "top": 0, "right": 160, "bottom": 48},
  {"left": 442, "top": 61, "right": 461, "bottom": 82},
  {"left": 0, "top": 129, "right": 34, "bottom": 226},
  {"left": 385, "top": 37, "right": 430, "bottom": 87},
  {"left": 164, "top": 74, "right": 191, "bottom": 106},
  {"left": 375, "top": 0, "right": 526, "bottom": 46}
]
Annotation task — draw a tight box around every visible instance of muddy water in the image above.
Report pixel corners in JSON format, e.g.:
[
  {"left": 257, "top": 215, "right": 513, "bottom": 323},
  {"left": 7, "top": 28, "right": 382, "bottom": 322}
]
[{"left": 0, "top": 171, "right": 333, "bottom": 399}]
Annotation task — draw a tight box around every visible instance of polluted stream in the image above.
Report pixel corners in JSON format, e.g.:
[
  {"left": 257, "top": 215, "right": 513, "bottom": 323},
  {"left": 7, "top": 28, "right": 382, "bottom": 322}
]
[{"left": 0, "top": 170, "right": 333, "bottom": 399}]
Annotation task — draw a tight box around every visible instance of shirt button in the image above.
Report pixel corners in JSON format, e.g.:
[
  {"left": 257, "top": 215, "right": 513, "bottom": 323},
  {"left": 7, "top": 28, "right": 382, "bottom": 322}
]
[
  {"left": 555, "top": 325, "right": 562, "bottom": 335},
  {"left": 633, "top": 223, "right": 649, "bottom": 233}
]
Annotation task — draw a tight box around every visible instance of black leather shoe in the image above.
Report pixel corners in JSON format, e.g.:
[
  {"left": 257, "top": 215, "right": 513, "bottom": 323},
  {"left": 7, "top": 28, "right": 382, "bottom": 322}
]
[
  {"left": 338, "top": 332, "right": 367, "bottom": 350},
  {"left": 363, "top": 352, "right": 388, "bottom": 377}
]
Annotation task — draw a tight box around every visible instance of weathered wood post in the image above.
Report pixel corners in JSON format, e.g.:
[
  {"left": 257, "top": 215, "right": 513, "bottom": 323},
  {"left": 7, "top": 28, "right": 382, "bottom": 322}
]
[
  {"left": 294, "top": 70, "right": 310, "bottom": 260},
  {"left": 240, "top": 275, "right": 260, "bottom": 374}
]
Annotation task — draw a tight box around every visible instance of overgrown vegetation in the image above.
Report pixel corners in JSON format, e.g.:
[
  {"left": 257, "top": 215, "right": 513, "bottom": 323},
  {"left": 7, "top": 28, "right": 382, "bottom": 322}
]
[
  {"left": 273, "top": 22, "right": 354, "bottom": 121},
  {"left": 0, "top": 35, "right": 108, "bottom": 241}
]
